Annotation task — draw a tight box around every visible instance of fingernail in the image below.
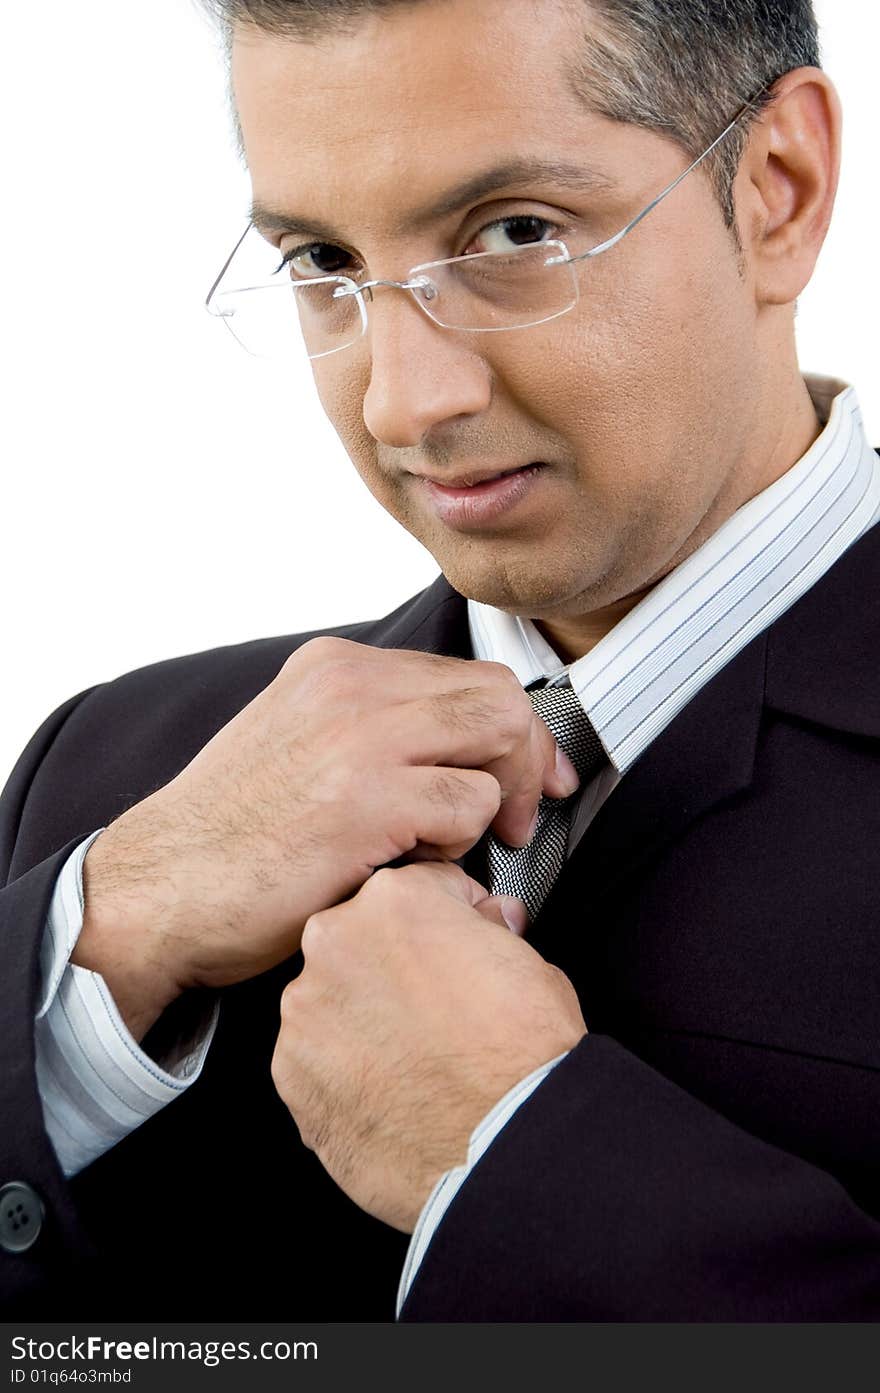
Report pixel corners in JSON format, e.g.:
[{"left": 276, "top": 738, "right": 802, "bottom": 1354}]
[
  {"left": 499, "top": 897, "right": 529, "bottom": 935},
  {"left": 555, "top": 746, "right": 580, "bottom": 795},
  {"left": 527, "top": 807, "right": 540, "bottom": 842}
]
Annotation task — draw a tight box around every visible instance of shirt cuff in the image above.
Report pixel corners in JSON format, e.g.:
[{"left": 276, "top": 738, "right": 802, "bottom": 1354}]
[
  {"left": 35, "top": 828, "right": 105, "bottom": 1020},
  {"left": 395, "top": 1049, "right": 571, "bottom": 1318},
  {"left": 34, "top": 828, "right": 220, "bottom": 1178}
]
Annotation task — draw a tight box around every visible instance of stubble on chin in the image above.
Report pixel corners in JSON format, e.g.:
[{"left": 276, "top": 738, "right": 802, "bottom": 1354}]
[
  {"left": 380, "top": 473, "right": 671, "bottom": 619},
  {"left": 441, "top": 514, "right": 676, "bottom": 621},
  {"left": 433, "top": 540, "right": 617, "bottom": 616}
]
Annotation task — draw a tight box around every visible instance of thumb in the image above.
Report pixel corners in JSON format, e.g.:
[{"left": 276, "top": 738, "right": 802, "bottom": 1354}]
[{"left": 474, "top": 893, "right": 530, "bottom": 936}]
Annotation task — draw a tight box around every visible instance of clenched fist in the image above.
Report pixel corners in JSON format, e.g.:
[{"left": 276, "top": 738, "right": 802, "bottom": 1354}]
[
  {"left": 271, "top": 860, "right": 588, "bottom": 1232},
  {"left": 74, "top": 638, "right": 580, "bottom": 1038}
]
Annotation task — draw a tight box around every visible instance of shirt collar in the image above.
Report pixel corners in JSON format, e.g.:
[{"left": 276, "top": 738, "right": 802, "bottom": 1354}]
[{"left": 468, "top": 374, "right": 880, "bottom": 770}]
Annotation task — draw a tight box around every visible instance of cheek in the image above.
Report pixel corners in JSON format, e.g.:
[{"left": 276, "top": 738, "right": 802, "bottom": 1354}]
[{"left": 537, "top": 244, "right": 749, "bottom": 490}]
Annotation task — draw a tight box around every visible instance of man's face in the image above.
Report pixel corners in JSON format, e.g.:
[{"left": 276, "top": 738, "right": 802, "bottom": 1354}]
[{"left": 232, "top": 0, "right": 763, "bottom": 621}]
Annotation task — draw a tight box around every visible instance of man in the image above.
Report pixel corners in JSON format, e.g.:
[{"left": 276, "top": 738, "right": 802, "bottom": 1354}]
[{"left": 1, "top": 0, "right": 878, "bottom": 1320}]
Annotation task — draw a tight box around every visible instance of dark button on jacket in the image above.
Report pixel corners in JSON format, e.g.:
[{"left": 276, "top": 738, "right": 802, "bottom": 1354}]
[{"left": 0, "top": 1183, "right": 44, "bottom": 1254}]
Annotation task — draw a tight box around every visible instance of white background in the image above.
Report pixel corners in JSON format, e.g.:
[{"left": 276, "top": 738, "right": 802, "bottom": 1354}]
[{"left": 2, "top": 1, "right": 877, "bottom": 786}]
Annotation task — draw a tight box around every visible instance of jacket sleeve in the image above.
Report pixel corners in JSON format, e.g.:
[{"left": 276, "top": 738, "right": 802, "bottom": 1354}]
[
  {"left": 0, "top": 688, "right": 106, "bottom": 1312},
  {"left": 398, "top": 1033, "right": 880, "bottom": 1321}
]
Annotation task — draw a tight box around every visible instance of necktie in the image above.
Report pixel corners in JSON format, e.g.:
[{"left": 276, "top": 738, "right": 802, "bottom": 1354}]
[{"left": 486, "top": 677, "right": 607, "bottom": 922}]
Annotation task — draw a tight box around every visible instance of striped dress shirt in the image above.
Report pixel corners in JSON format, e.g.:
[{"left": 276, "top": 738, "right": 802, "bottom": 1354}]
[
  {"left": 399, "top": 371, "right": 879, "bottom": 1311},
  {"left": 31, "top": 374, "right": 879, "bottom": 1313}
]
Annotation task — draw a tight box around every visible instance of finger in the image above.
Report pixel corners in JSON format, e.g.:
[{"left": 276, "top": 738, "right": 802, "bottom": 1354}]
[
  {"left": 291, "top": 644, "right": 580, "bottom": 821},
  {"left": 389, "top": 842, "right": 456, "bottom": 866},
  {"left": 393, "top": 867, "right": 529, "bottom": 934},
  {"left": 473, "top": 894, "right": 530, "bottom": 935},
  {"left": 372, "top": 663, "right": 543, "bottom": 769},
  {"left": 299, "top": 642, "right": 522, "bottom": 713},
  {"left": 480, "top": 709, "right": 546, "bottom": 850},
  {"left": 369, "top": 858, "right": 492, "bottom": 909},
  {"left": 317, "top": 648, "right": 576, "bottom": 853},
  {"left": 388, "top": 683, "right": 578, "bottom": 849},
  {"left": 537, "top": 717, "right": 582, "bottom": 800},
  {"left": 487, "top": 707, "right": 577, "bottom": 848},
  {"left": 403, "top": 766, "right": 502, "bottom": 859}
]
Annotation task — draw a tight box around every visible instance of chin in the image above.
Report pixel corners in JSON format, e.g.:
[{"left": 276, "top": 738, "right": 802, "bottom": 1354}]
[
  {"left": 440, "top": 536, "right": 657, "bottom": 621},
  {"left": 438, "top": 555, "right": 590, "bottom": 616}
]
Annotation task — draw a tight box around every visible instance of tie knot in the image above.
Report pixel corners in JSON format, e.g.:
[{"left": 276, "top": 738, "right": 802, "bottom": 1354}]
[{"left": 529, "top": 680, "right": 606, "bottom": 784}]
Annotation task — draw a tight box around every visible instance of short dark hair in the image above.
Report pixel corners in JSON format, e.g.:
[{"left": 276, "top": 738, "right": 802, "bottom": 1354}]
[{"left": 197, "top": 0, "right": 821, "bottom": 248}]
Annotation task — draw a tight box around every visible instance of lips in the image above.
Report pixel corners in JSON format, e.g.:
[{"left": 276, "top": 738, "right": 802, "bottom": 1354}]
[
  {"left": 413, "top": 462, "right": 548, "bottom": 530},
  {"left": 413, "top": 463, "right": 545, "bottom": 489}
]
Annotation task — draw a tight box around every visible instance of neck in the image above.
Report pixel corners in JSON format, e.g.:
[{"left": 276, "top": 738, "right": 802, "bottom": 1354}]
[
  {"left": 535, "top": 585, "right": 656, "bottom": 664},
  {"left": 536, "top": 375, "right": 824, "bottom": 665}
]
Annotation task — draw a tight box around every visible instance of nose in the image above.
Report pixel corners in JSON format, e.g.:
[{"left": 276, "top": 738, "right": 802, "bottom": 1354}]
[{"left": 360, "top": 288, "right": 492, "bottom": 448}]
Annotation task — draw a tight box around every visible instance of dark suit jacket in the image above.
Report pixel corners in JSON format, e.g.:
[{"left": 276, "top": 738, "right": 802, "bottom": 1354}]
[{"left": 2, "top": 517, "right": 880, "bottom": 1321}]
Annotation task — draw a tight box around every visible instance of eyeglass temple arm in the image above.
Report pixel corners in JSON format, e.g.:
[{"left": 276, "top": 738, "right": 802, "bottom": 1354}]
[
  {"left": 206, "top": 87, "right": 770, "bottom": 296},
  {"left": 564, "top": 87, "right": 771, "bottom": 266},
  {"left": 205, "top": 221, "right": 254, "bottom": 308}
]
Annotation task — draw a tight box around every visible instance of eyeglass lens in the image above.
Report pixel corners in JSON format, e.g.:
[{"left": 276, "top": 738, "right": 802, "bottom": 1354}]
[{"left": 211, "top": 229, "right": 579, "bottom": 360}]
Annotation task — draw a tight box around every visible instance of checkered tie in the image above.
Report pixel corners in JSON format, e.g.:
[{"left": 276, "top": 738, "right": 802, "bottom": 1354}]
[{"left": 486, "top": 677, "right": 607, "bottom": 922}]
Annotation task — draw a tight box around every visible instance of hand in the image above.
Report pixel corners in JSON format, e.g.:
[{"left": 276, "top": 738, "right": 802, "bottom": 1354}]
[
  {"left": 270, "top": 861, "right": 587, "bottom": 1233},
  {"left": 75, "top": 639, "right": 580, "bottom": 1032}
]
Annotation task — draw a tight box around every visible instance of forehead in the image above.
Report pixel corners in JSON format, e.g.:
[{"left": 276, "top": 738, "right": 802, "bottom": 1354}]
[{"left": 231, "top": 0, "right": 614, "bottom": 236}]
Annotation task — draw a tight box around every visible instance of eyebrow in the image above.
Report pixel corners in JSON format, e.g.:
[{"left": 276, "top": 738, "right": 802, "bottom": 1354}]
[{"left": 248, "top": 156, "right": 618, "bottom": 242}]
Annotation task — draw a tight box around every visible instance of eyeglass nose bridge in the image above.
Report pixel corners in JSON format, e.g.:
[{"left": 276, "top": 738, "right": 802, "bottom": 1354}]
[{"left": 332, "top": 273, "right": 439, "bottom": 305}]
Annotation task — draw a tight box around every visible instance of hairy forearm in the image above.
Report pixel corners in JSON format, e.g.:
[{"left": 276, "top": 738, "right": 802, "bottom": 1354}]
[{"left": 71, "top": 827, "right": 184, "bottom": 1044}]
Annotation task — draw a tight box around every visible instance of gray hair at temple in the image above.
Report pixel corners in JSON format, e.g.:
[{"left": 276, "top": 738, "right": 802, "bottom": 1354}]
[{"left": 196, "top": 0, "right": 822, "bottom": 254}]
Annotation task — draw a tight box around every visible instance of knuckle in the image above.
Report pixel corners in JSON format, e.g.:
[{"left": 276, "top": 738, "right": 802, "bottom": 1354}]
[
  {"left": 533, "top": 708, "right": 557, "bottom": 752},
  {"left": 403, "top": 858, "right": 462, "bottom": 890},
  {"left": 295, "top": 1124, "right": 313, "bottom": 1153},
  {"left": 296, "top": 634, "right": 352, "bottom": 664},
  {"left": 425, "top": 769, "right": 474, "bottom": 812},
  {"left": 546, "top": 961, "right": 576, "bottom": 995},
  {"left": 426, "top": 769, "right": 501, "bottom": 840},
  {"left": 279, "top": 977, "right": 302, "bottom": 1021},
  {"left": 472, "top": 769, "right": 504, "bottom": 818},
  {"left": 489, "top": 665, "right": 533, "bottom": 735},
  {"left": 281, "top": 636, "right": 324, "bottom": 674},
  {"left": 300, "top": 909, "right": 334, "bottom": 958},
  {"left": 286, "top": 636, "right": 363, "bottom": 695},
  {"left": 428, "top": 686, "right": 493, "bottom": 735},
  {"left": 296, "top": 1113, "right": 322, "bottom": 1155},
  {"left": 483, "top": 659, "right": 520, "bottom": 690},
  {"left": 363, "top": 865, "right": 405, "bottom": 901},
  {"left": 269, "top": 1037, "right": 288, "bottom": 1084},
  {"left": 427, "top": 665, "right": 529, "bottom": 747}
]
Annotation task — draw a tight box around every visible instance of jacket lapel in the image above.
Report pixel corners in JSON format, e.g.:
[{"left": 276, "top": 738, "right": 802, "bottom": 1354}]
[
  {"left": 364, "top": 572, "right": 473, "bottom": 659},
  {"left": 527, "top": 625, "right": 769, "bottom": 957},
  {"left": 527, "top": 521, "right": 880, "bottom": 958}
]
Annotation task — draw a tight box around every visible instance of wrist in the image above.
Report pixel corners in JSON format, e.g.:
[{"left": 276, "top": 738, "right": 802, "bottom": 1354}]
[{"left": 72, "top": 824, "right": 185, "bottom": 1043}]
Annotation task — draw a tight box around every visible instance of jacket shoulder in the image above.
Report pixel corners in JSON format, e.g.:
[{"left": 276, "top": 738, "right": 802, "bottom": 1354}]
[
  {"left": 766, "top": 520, "right": 880, "bottom": 738},
  {"left": 5, "top": 574, "right": 458, "bottom": 874},
  {"left": 74, "top": 572, "right": 453, "bottom": 722}
]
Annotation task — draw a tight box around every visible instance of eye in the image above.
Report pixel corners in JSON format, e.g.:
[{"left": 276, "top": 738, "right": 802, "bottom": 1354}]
[
  {"left": 464, "top": 214, "right": 560, "bottom": 255},
  {"left": 274, "top": 243, "right": 357, "bottom": 280},
  {"left": 274, "top": 212, "right": 563, "bottom": 280}
]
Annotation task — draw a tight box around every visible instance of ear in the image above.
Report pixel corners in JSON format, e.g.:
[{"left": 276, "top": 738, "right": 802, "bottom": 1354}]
[{"left": 737, "top": 68, "right": 842, "bottom": 306}]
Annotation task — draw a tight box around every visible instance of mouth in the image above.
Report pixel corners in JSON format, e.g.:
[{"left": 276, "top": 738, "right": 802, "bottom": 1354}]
[
  {"left": 410, "top": 462, "right": 549, "bottom": 530},
  {"left": 411, "top": 462, "right": 547, "bottom": 490}
]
